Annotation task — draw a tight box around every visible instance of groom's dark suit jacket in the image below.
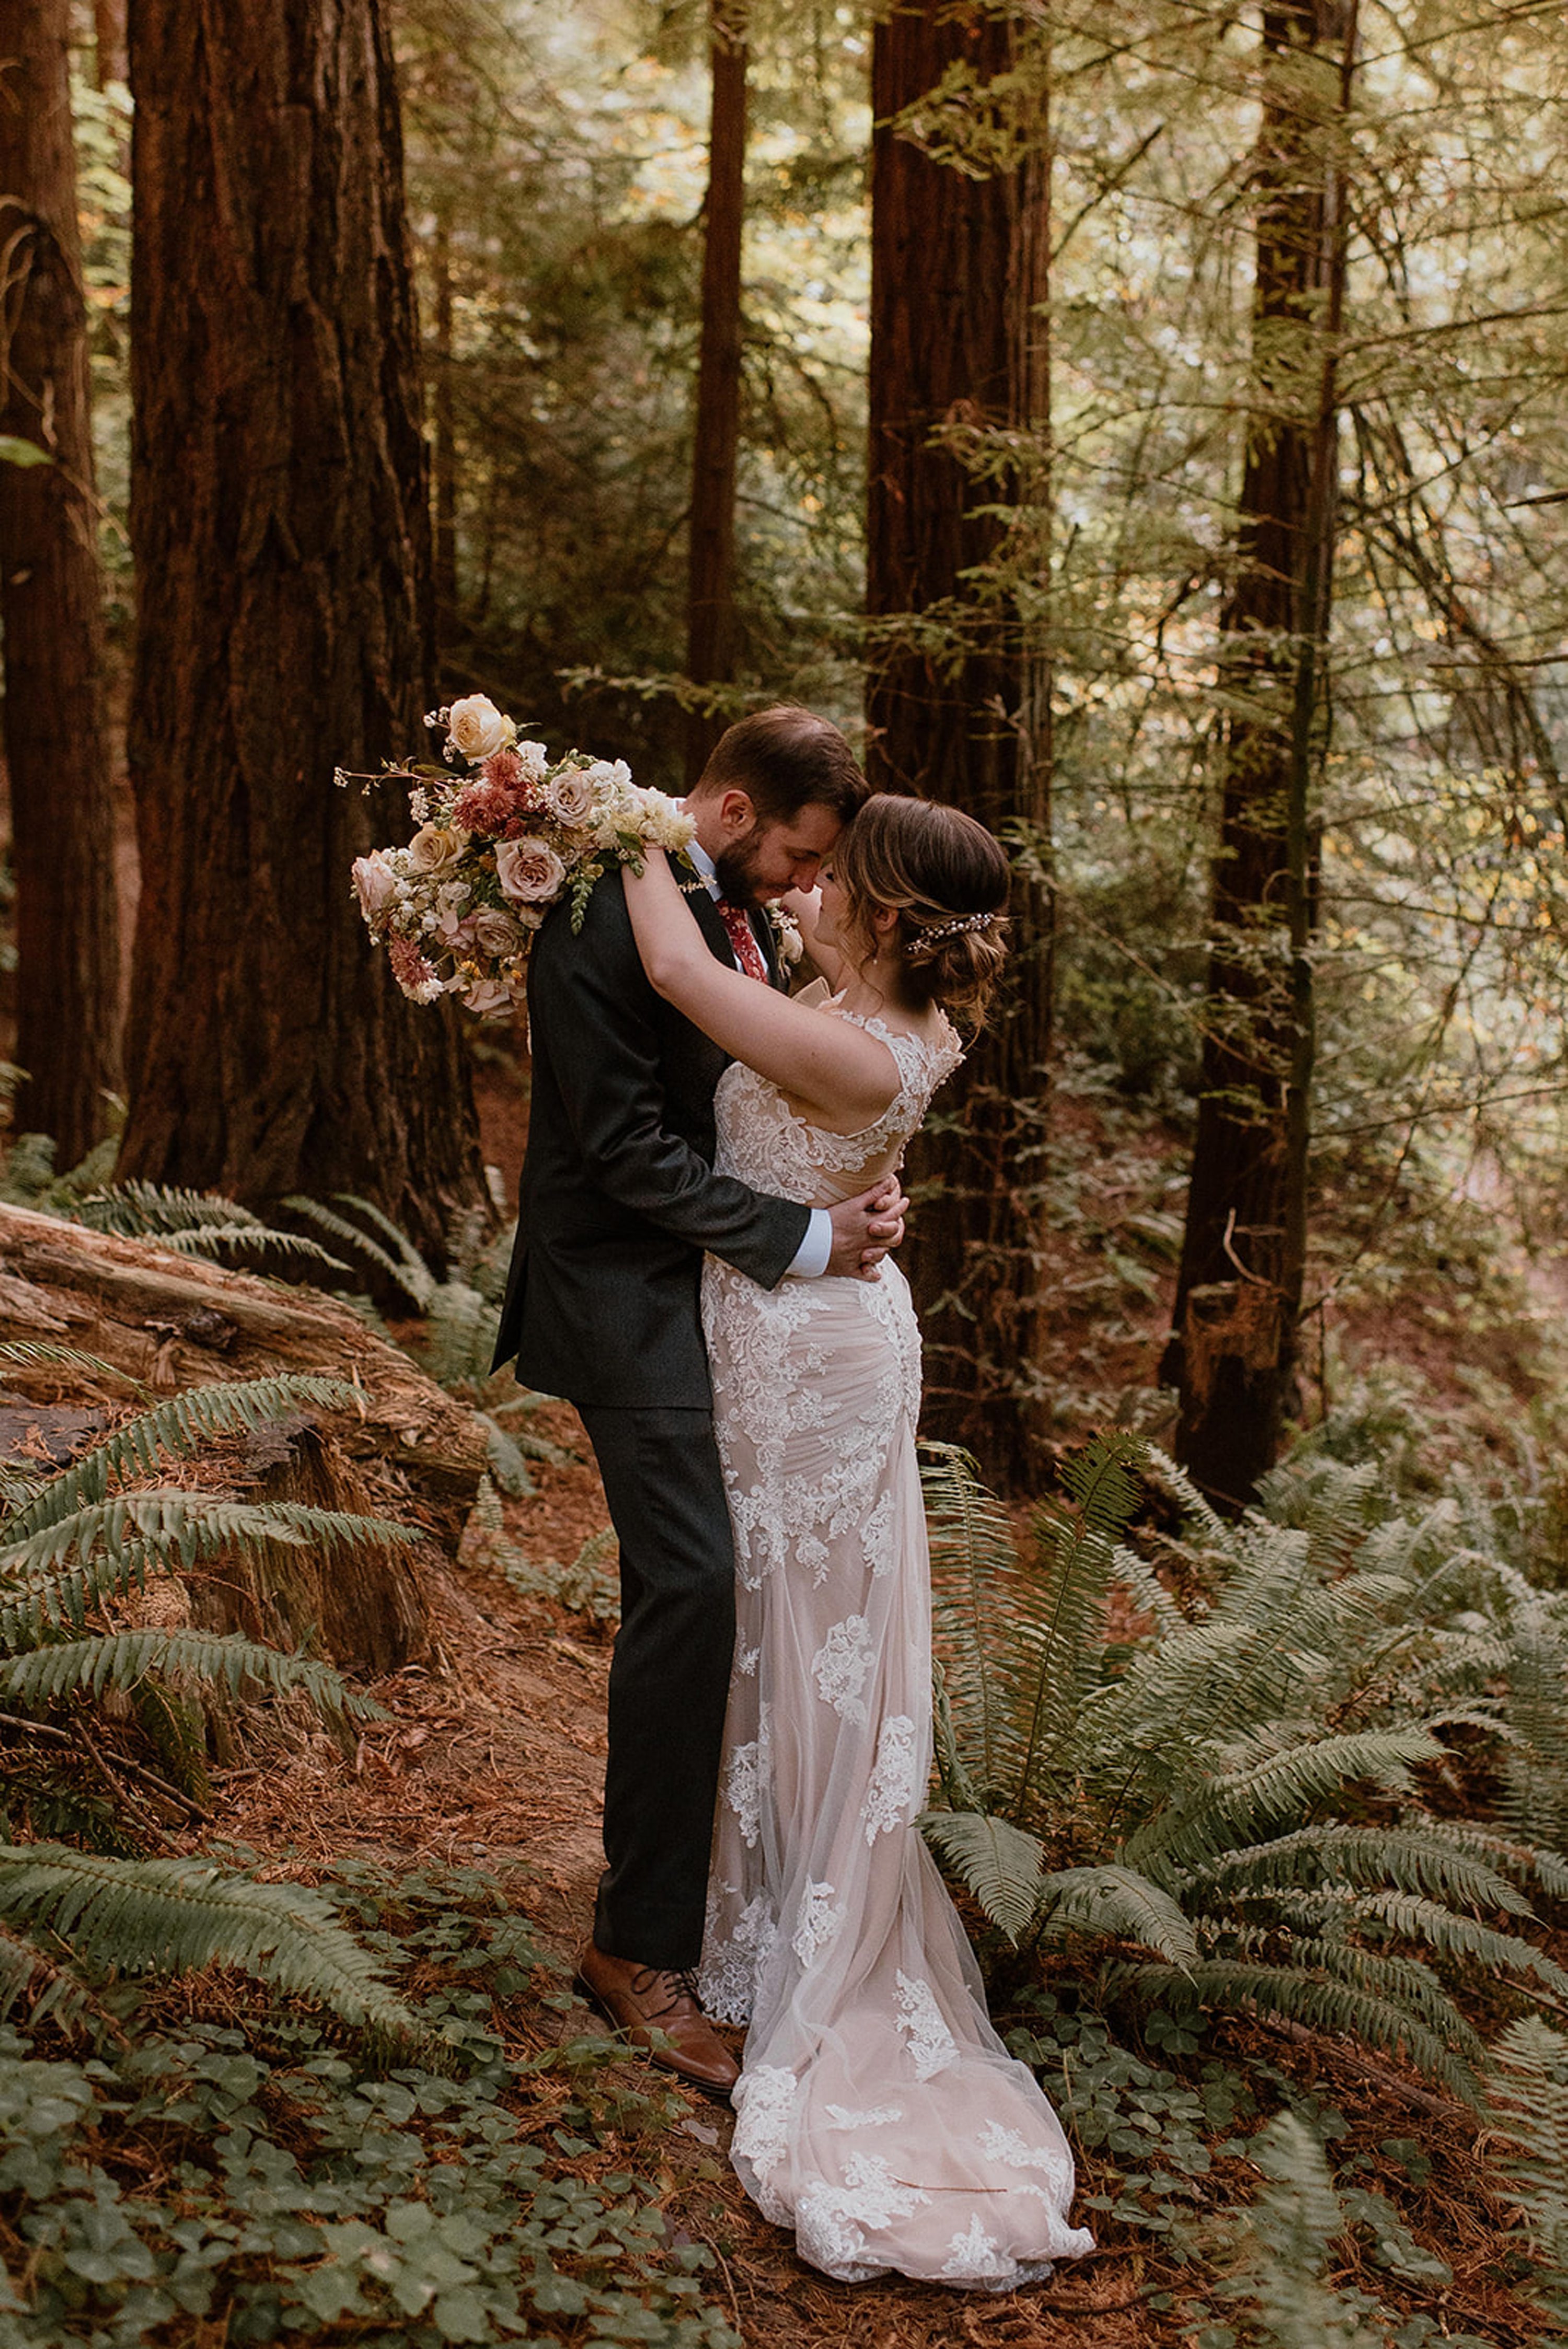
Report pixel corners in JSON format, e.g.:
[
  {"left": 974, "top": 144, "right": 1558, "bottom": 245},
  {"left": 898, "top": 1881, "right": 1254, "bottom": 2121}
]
[{"left": 491, "top": 868, "right": 810, "bottom": 1408}]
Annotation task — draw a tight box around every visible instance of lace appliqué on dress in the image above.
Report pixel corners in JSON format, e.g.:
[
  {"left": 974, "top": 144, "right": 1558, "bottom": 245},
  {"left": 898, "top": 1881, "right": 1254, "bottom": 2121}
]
[
  {"left": 797, "top": 2154, "right": 932, "bottom": 2283},
  {"left": 792, "top": 1880, "right": 846, "bottom": 1967},
  {"left": 895, "top": 1972, "right": 960, "bottom": 2081},
  {"left": 812, "top": 1614, "right": 874, "bottom": 1725},
  {"left": 862, "top": 1715, "right": 920, "bottom": 1843},
  {"left": 940, "top": 2216, "right": 1016, "bottom": 2285},
  {"left": 722, "top": 1702, "right": 771, "bottom": 1848}
]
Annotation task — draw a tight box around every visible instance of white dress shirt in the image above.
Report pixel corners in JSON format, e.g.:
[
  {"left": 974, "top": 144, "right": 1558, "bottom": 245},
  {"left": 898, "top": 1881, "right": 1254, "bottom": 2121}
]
[{"left": 683, "top": 832, "right": 832, "bottom": 1280}]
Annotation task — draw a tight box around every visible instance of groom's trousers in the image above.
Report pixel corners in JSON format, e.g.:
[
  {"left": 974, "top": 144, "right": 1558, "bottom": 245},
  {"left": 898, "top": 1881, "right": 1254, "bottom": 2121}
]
[{"left": 577, "top": 1403, "right": 736, "bottom": 1973}]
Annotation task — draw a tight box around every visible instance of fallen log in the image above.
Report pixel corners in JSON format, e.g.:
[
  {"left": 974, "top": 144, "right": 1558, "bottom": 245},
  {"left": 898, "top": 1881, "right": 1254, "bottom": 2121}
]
[{"left": 0, "top": 1201, "right": 488, "bottom": 1674}]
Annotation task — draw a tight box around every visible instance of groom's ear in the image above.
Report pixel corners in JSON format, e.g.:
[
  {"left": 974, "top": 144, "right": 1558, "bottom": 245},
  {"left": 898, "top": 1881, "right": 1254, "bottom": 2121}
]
[{"left": 714, "top": 787, "right": 757, "bottom": 837}]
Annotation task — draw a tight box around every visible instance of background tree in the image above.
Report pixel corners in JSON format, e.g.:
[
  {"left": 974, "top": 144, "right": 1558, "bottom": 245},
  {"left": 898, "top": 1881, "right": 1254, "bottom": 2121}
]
[
  {"left": 91, "top": 0, "right": 125, "bottom": 89},
  {"left": 118, "top": 0, "right": 485, "bottom": 1244},
  {"left": 0, "top": 0, "right": 122, "bottom": 1168},
  {"left": 1163, "top": 0, "right": 1357, "bottom": 1503},
  {"left": 684, "top": 0, "right": 749, "bottom": 783},
  {"left": 866, "top": 0, "right": 1052, "bottom": 1484}
]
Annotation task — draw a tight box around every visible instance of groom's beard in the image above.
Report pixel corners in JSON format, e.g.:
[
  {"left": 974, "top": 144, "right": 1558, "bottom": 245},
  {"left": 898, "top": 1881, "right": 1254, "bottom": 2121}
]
[{"left": 712, "top": 835, "right": 772, "bottom": 909}]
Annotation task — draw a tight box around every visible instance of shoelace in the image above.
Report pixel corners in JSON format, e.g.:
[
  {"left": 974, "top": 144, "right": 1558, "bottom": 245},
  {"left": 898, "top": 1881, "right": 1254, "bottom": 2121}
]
[{"left": 628, "top": 1965, "right": 702, "bottom": 2018}]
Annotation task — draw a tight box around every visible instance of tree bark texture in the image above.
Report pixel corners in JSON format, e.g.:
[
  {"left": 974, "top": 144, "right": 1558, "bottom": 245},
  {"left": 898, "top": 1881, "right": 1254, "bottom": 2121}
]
[
  {"left": 867, "top": 0, "right": 1052, "bottom": 1488},
  {"left": 684, "top": 0, "right": 748, "bottom": 786},
  {"left": 431, "top": 211, "right": 458, "bottom": 628},
  {"left": 1165, "top": 0, "right": 1356, "bottom": 1503},
  {"left": 93, "top": 0, "right": 127, "bottom": 87},
  {"left": 120, "top": 0, "right": 485, "bottom": 1250},
  {"left": 0, "top": 0, "right": 123, "bottom": 1168}
]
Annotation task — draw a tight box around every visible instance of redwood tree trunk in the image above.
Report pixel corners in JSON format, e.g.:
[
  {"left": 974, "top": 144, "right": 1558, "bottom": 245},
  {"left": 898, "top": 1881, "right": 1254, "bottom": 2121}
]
[
  {"left": 431, "top": 212, "right": 458, "bottom": 627},
  {"left": 1165, "top": 0, "right": 1355, "bottom": 1502},
  {"left": 684, "top": 0, "right": 748, "bottom": 786},
  {"left": 867, "top": 0, "right": 1052, "bottom": 1488},
  {"left": 120, "top": 0, "right": 485, "bottom": 1248},
  {"left": 93, "top": 0, "right": 127, "bottom": 87},
  {"left": 0, "top": 0, "right": 122, "bottom": 1168}
]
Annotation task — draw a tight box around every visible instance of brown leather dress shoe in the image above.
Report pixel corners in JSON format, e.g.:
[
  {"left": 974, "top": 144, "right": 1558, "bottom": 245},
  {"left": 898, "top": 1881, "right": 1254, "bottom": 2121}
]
[{"left": 574, "top": 1941, "right": 740, "bottom": 2103}]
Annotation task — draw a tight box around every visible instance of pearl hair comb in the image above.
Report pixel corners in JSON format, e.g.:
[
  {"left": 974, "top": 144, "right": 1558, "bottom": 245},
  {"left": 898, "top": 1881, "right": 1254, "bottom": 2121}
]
[{"left": 905, "top": 911, "right": 997, "bottom": 960}]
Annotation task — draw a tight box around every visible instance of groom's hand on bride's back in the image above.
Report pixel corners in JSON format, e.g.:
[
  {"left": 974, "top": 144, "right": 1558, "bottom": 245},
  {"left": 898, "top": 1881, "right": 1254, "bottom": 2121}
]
[{"left": 826, "top": 1173, "right": 909, "bottom": 1280}]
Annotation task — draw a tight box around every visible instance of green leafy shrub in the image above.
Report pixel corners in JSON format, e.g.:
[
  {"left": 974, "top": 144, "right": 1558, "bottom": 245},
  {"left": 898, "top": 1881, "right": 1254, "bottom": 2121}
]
[{"left": 921, "top": 1436, "right": 1568, "bottom": 2096}]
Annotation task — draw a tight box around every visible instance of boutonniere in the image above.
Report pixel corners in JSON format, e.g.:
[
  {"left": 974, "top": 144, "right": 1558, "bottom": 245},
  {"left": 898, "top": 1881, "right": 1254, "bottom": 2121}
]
[
  {"left": 672, "top": 846, "right": 708, "bottom": 896},
  {"left": 766, "top": 903, "right": 805, "bottom": 966}
]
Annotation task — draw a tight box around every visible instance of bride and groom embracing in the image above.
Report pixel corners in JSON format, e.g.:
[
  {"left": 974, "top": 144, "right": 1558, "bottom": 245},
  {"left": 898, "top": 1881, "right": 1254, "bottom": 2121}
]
[{"left": 492, "top": 707, "right": 1091, "bottom": 2289}]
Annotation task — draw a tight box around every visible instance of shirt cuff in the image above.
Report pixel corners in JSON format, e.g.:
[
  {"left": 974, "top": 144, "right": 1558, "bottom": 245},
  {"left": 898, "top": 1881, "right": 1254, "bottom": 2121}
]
[{"left": 786, "top": 1207, "right": 833, "bottom": 1280}]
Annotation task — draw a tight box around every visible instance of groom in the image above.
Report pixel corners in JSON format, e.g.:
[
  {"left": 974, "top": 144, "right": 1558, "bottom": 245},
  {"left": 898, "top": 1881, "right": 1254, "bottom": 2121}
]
[{"left": 491, "top": 707, "right": 902, "bottom": 2099}]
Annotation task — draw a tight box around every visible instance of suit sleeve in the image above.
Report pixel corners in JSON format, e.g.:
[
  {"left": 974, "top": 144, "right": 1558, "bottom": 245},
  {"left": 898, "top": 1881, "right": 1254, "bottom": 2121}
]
[{"left": 529, "top": 879, "right": 810, "bottom": 1288}]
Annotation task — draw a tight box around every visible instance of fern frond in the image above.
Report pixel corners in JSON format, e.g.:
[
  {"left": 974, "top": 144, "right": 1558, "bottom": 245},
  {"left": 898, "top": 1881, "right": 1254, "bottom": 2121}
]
[
  {"left": 1184, "top": 1822, "right": 1534, "bottom": 1917},
  {"left": 2, "top": 1375, "right": 362, "bottom": 1539},
  {"left": 922, "top": 1442, "right": 1019, "bottom": 1804},
  {"left": 1115, "top": 1959, "right": 1479, "bottom": 2099},
  {"left": 0, "top": 1501, "right": 414, "bottom": 1644},
  {"left": 80, "top": 1180, "right": 269, "bottom": 1235},
  {"left": 419, "top": 1281, "right": 502, "bottom": 1389},
  {"left": 0, "top": 1340, "right": 144, "bottom": 1390},
  {"left": 0, "top": 1628, "right": 383, "bottom": 1720},
  {"left": 480, "top": 1414, "right": 535, "bottom": 1499},
  {"left": 1486, "top": 2017, "right": 1568, "bottom": 2314},
  {"left": 0, "top": 1845, "right": 418, "bottom": 2036},
  {"left": 1352, "top": 1890, "right": 1568, "bottom": 1998},
  {"left": 1011, "top": 1432, "right": 1147, "bottom": 1795},
  {"left": 1108, "top": 1543, "right": 1183, "bottom": 1634},
  {"left": 281, "top": 1195, "right": 435, "bottom": 1309},
  {"left": 1035, "top": 1863, "right": 1199, "bottom": 1965},
  {"left": 919, "top": 1810, "right": 1044, "bottom": 1944},
  {"left": 1225, "top": 2112, "right": 1386, "bottom": 2349},
  {"left": 1139, "top": 1445, "right": 1228, "bottom": 1548},
  {"left": 153, "top": 1225, "right": 347, "bottom": 1268},
  {"left": 1125, "top": 1725, "right": 1444, "bottom": 1875}
]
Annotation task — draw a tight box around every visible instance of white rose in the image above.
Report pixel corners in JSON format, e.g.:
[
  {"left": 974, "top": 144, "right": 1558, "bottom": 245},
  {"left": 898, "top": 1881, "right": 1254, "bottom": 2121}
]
[
  {"left": 547, "top": 767, "right": 596, "bottom": 827},
  {"left": 472, "top": 907, "right": 528, "bottom": 957},
  {"left": 515, "top": 739, "right": 550, "bottom": 784},
  {"left": 448, "top": 695, "right": 516, "bottom": 761},
  {"left": 351, "top": 851, "right": 398, "bottom": 922},
  {"left": 405, "top": 822, "right": 468, "bottom": 879},
  {"left": 494, "top": 835, "right": 568, "bottom": 905}
]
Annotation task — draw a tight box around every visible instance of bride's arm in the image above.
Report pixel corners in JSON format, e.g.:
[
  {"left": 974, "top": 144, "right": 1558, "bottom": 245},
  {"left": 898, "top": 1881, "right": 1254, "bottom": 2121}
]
[
  {"left": 781, "top": 883, "right": 851, "bottom": 989},
  {"left": 623, "top": 851, "right": 900, "bottom": 1125}
]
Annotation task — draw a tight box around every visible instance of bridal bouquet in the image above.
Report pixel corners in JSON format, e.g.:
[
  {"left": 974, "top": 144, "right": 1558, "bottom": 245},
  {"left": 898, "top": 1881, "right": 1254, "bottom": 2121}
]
[{"left": 344, "top": 695, "right": 695, "bottom": 1018}]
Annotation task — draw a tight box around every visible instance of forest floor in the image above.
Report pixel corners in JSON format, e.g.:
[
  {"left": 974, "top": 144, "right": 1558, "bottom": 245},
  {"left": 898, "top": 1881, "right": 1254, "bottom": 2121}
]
[{"left": 166, "top": 1035, "right": 1546, "bottom": 2349}]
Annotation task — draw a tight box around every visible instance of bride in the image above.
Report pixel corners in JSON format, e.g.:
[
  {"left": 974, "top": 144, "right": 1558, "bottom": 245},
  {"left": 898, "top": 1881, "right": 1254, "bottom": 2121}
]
[{"left": 622, "top": 794, "right": 1093, "bottom": 2290}]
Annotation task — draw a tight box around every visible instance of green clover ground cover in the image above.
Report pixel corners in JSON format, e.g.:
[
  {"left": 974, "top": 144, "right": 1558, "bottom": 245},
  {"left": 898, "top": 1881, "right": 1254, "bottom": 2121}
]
[{"left": 0, "top": 1863, "right": 737, "bottom": 2349}]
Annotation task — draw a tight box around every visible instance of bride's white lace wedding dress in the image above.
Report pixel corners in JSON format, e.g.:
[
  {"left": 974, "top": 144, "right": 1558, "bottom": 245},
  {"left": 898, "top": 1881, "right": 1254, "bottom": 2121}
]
[{"left": 696, "top": 987, "right": 1093, "bottom": 2289}]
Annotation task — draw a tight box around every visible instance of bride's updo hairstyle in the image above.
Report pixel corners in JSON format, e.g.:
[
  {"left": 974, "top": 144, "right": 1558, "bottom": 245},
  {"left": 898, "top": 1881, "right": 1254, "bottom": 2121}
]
[{"left": 834, "top": 794, "right": 1010, "bottom": 1029}]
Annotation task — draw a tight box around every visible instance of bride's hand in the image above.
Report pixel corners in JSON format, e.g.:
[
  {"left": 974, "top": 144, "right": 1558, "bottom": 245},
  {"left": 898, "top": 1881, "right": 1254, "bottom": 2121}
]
[{"left": 826, "top": 1173, "right": 909, "bottom": 1281}]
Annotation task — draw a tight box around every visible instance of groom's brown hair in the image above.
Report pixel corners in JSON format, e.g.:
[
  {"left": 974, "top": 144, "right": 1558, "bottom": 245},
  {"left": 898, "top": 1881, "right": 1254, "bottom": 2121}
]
[{"left": 691, "top": 706, "right": 868, "bottom": 827}]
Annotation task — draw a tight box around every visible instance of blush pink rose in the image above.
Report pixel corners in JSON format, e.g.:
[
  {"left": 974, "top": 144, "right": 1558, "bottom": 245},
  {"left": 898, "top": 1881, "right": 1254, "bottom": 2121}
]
[
  {"left": 494, "top": 835, "right": 567, "bottom": 905},
  {"left": 351, "top": 851, "right": 398, "bottom": 921}
]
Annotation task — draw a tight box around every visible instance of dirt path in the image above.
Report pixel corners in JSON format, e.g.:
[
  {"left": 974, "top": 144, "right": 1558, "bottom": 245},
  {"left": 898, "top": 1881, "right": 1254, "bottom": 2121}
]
[{"left": 214, "top": 1403, "right": 1142, "bottom": 2349}]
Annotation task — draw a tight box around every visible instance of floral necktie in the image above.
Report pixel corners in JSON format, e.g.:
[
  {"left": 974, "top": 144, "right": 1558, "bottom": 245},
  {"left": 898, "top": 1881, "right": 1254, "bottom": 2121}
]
[{"left": 716, "top": 897, "right": 769, "bottom": 984}]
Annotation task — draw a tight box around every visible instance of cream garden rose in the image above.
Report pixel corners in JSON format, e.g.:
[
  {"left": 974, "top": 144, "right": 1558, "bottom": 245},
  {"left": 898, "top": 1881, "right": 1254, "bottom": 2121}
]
[
  {"left": 405, "top": 822, "right": 468, "bottom": 879},
  {"left": 447, "top": 694, "right": 516, "bottom": 761}
]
